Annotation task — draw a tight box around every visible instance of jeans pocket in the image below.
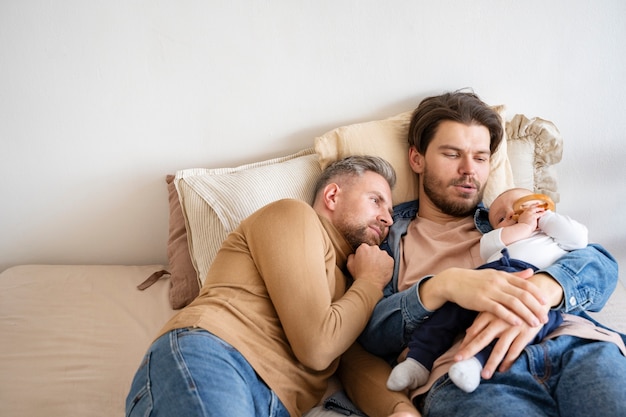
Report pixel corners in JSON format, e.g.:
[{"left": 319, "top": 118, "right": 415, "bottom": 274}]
[
  {"left": 177, "top": 327, "right": 238, "bottom": 353},
  {"left": 126, "top": 352, "right": 153, "bottom": 417}
]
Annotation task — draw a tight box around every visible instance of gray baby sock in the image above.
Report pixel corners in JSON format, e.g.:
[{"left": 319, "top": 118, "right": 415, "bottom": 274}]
[
  {"left": 448, "top": 356, "right": 482, "bottom": 393},
  {"left": 387, "top": 357, "right": 430, "bottom": 391}
]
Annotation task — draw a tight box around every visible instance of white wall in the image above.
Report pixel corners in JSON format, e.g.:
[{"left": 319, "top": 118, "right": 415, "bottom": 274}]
[{"left": 2, "top": 1, "right": 625, "bottom": 273}]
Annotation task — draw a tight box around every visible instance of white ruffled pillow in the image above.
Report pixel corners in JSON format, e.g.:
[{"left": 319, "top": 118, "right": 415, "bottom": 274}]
[{"left": 506, "top": 114, "right": 563, "bottom": 203}]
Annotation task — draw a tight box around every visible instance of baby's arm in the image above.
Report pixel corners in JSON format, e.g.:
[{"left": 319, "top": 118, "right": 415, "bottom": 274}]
[
  {"left": 538, "top": 211, "right": 588, "bottom": 250},
  {"left": 480, "top": 207, "right": 546, "bottom": 261}
]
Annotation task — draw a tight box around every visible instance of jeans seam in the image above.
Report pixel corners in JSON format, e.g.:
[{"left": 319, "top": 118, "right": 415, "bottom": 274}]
[
  {"left": 126, "top": 352, "right": 153, "bottom": 417},
  {"left": 169, "top": 329, "right": 209, "bottom": 416},
  {"left": 526, "top": 342, "right": 551, "bottom": 388}
]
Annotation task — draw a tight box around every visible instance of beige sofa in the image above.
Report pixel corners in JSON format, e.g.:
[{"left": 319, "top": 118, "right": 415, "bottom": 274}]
[{"left": 1, "top": 109, "right": 624, "bottom": 417}]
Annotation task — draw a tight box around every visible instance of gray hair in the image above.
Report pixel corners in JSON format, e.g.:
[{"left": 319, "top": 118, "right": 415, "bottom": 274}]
[{"left": 313, "top": 155, "right": 396, "bottom": 199}]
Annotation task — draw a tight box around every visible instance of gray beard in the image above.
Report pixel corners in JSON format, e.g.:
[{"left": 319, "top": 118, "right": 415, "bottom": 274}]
[{"left": 338, "top": 224, "right": 380, "bottom": 250}]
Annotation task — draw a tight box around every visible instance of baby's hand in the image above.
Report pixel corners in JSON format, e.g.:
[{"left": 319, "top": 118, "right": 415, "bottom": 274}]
[{"left": 516, "top": 205, "right": 546, "bottom": 231}]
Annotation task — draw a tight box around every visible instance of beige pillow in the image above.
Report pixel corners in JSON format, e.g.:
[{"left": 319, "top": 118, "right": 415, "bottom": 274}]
[
  {"left": 175, "top": 148, "right": 322, "bottom": 285},
  {"left": 314, "top": 106, "right": 514, "bottom": 207},
  {"left": 315, "top": 111, "right": 417, "bottom": 205}
]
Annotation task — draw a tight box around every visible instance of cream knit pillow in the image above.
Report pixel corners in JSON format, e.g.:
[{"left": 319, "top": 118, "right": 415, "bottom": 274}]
[{"left": 175, "top": 148, "right": 321, "bottom": 284}]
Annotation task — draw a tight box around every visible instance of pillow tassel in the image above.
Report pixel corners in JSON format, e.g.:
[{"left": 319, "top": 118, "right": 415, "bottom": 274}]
[{"left": 137, "top": 270, "right": 171, "bottom": 291}]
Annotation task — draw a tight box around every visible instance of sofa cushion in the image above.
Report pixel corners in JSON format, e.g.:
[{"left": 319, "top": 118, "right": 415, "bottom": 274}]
[{"left": 0, "top": 264, "right": 175, "bottom": 417}]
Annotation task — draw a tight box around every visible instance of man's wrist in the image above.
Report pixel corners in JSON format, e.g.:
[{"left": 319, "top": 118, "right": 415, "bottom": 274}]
[{"left": 530, "top": 272, "right": 564, "bottom": 308}]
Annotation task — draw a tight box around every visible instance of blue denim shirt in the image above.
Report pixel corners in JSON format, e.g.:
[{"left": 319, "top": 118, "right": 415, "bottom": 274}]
[{"left": 358, "top": 199, "right": 624, "bottom": 359}]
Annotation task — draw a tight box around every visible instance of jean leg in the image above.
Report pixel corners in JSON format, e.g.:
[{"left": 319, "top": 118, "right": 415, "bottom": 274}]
[
  {"left": 126, "top": 328, "right": 289, "bottom": 417},
  {"left": 422, "top": 335, "right": 626, "bottom": 417},
  {"left": 551, "top": 336, "right": 626, "bottom": 416},
  {"left": 421, "top": 359, "right": 556, "bottom": 417},
  {"left": 359, "top": 281, "right": 433, "bottom": 360}
]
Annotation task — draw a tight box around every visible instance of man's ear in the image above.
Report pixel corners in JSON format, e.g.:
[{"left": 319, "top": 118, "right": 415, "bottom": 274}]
[
  {"left": 408, "top": 146, "right": 424, "bottom": 174},
  {"left": 322, "top": 183, "right": 341, "bottom": 211}
]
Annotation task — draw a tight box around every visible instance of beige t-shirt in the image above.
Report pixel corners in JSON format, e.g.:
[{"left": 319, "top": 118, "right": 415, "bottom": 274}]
[{"left": 398, "top": 215, "right": 483, "bottom": 291}]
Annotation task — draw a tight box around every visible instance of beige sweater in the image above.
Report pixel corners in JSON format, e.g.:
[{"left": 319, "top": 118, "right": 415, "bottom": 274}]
[{"left": 157, "top": 199, "right": 391, "bottom": 416}]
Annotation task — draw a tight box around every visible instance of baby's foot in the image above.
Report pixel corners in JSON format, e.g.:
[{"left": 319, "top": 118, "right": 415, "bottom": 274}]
[
  {"left": 386, "top": 358, "right": 430, "bottom": 391},
  {"left": 448, "top": 357, "right": 482, "bottom": 393}
]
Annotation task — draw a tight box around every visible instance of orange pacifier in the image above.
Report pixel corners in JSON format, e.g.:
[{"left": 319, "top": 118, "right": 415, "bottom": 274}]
[{"left": 511, "top": 193, "right": 555, "bottom": 221}]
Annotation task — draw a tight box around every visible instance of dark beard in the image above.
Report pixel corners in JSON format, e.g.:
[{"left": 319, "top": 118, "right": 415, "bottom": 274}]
[{"left": 422, "top": 170, "right": 483, "bottom": 217}]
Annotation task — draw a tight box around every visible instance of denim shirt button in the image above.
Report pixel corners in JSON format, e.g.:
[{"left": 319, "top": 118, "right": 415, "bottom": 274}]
[{"left": 569, "top": 296, "right": 577, "bottom": 306}]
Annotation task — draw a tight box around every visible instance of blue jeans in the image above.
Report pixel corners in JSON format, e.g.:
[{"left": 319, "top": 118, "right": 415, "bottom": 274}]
[
  {"left": 419, "top": 336, "right": 626, "bottom": 417},
  {"left": 125, "top": 328, "right": 290, "bottom": 417}
]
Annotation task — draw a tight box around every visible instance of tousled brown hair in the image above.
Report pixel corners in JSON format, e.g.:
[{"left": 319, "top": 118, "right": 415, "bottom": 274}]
[{"left": 408, "top": 90, "right": 503, "bottom": 156}]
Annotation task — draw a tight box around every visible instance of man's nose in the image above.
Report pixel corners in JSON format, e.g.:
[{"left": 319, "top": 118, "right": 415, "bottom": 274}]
[
  {"left": 459, "top": 155, "right": 476, "bottom": 176},
  {"left": 379, "top": 210, "right": 393, "bottom": 226}
]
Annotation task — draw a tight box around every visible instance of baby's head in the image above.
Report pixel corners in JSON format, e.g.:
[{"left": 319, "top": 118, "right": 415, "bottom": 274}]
[{"left": 488, "top": 188, "right": 535, "bottom": 229}]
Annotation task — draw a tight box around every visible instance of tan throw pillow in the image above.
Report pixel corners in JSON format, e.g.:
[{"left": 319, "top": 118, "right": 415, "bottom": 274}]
[
  {"left": 175, "top": 148, "right": 322, "bottom": 285},
  {"left": 165, "top": 175, "right": 201, "bottom": 309},
  {"left": 314, "top": 106, "right": 514, "bottom": 207},
  {"left": 483, "top": 105, "right": 515, "bottom": 206},
  {"left": 315, "top": 111, "right": 417, "bottom": 205}
]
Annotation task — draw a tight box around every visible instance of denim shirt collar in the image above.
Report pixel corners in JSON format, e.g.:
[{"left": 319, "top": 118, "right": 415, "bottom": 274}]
[
  {"left": 389, "top": 199, "right": 493, "bottom": 234},
  {"left": 381, "top": 199, "right": 493, "bottom": 293}
]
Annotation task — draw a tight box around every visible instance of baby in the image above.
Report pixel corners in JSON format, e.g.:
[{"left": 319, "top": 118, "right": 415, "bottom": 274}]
[{"left": 387, "top": 187, "right": 588, "bottom": 393}]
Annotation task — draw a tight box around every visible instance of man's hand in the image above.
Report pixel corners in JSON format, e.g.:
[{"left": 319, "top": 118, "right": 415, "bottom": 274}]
[
  {"left": 454, "top": 310, "right": 546, "bottom": 379},
  {"left": 347, "top": 243, "right": 394, "bottom": 291},
  {"left": 420, "top": 268, "right": 549, "bottom": 328}
]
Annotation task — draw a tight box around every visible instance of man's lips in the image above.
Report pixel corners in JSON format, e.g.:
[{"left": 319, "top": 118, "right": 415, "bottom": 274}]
[
  {"left": 457, "top": 183, "right": 476, "bottom": 191},
  {"left": 369, "top": 224, "right": 385, "bottom": 240},
  {"left": 452, "top": 180, "right": 478, "bottom": 194}
]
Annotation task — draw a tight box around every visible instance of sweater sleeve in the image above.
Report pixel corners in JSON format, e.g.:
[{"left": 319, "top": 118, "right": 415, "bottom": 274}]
[{"left": 246, "top": 199, "right": 384, "bottom": 371}]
